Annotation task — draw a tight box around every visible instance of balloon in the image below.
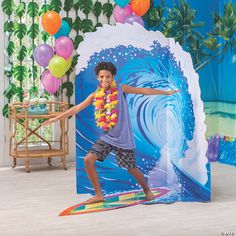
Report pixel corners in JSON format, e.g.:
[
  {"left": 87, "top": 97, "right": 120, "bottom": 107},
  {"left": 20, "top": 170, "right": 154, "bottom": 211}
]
[
  {"left": 113, "top": 5, "right": 132, "bottom": 23},
  {"left": 42, "top": 11, "right": 62, "bottom": 35},
  {"left": 114, "top": 0, "right": 130, "bottom": 8},
  {"left": 54, "top": 20, "right": 71, "bottom": 39},
  {"left": 55, "top": 36, "right": 74, "bottom": 60},
  {"left": 48, "top": 56, "right": 67, "bottom": 78},
  {"left": 65, "top": 57, "right": 72, "bottom": 72},
  {"left": 41, "top": 70, "right": 61, "bottom": 95},
  {"left": 33, "top": 44, "right": 54, "bottom": 67},
  {"left": 124, "top": 14, "right": 144, "bottom": 26},
  {"left": 130, "top": 0, "right": 150, "bottom": 16}
]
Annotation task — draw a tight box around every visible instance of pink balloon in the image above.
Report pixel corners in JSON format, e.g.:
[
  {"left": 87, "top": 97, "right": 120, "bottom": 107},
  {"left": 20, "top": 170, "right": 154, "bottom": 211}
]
[
  {"left": 41, "top": 70, "right": 61, "bottom": 95},
  {"left": 55, "top": 36, "right": 74, "bottom": 60},
  {"left": 113, "top": 5, "right": 132, "bottom": 23}
]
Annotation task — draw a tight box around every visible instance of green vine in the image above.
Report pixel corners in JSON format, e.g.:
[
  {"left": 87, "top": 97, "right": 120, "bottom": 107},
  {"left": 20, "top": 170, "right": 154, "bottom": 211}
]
[{"left": 2, "top": 0, "right": 14, "bottom": 117}]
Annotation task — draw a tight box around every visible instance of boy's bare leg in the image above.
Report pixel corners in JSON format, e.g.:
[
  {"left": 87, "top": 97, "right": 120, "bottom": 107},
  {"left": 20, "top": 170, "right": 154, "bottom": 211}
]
[
  {"left": 128, "top": 168, "right": 154, "bottom": 200},
  {"left": 84, "top": 153, "right": 104, "bottom": 204}
]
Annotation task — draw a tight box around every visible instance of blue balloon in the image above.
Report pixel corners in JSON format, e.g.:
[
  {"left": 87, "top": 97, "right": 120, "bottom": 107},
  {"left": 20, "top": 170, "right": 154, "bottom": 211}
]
[
  {"left": 114, "top": 0, "right": 130, "bottom": 8},
  {"left": 54, "top": 20, "right": 70, "bottom": 39}
]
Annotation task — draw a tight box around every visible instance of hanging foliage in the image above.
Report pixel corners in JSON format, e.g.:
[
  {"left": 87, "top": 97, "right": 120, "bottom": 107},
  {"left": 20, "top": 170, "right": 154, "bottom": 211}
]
[{"left": 2, "top": 0, "right": 115, "bottom": 117}]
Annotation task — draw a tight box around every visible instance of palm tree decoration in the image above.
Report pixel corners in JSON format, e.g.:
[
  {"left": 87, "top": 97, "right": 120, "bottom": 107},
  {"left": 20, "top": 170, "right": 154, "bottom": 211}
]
[
  {"left": 143, "top": 0, "right": 165, "bottom": 29},
  {"left": 163, "top": 0, "right": 204, "bottom": 48},
  {"left": 195, "top": 0, "right": 236, "bottom": 71},
  {"left": 143, "top": 0, "right": 236, "bottom": 72}
]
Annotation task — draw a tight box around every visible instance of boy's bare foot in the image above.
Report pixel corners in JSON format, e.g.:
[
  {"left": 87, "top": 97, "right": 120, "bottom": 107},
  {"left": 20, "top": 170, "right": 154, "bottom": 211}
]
[
  {"left": 145, "top": 190, "right": 155, "bottom": 201},
  {"left": 84, "top": 195, "right": 104, "bottom": 204}
]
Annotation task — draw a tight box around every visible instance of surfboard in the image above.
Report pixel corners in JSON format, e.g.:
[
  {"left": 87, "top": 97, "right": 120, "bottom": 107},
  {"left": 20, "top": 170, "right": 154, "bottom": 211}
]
[{"left": 59, "top": 188, "right": 170, "bottom": 216}]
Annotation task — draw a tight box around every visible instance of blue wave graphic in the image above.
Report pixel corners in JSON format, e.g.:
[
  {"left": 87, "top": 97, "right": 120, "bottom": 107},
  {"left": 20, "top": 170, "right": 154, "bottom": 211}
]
[{"left": 75, "top": 42, "right": 210, "bottom": 201}]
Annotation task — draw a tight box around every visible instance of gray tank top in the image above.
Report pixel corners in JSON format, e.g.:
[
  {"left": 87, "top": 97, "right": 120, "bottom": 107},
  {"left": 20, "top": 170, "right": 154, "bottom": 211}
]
[{"left": 99, "top": 84, "right": 135, "bottom": 149}]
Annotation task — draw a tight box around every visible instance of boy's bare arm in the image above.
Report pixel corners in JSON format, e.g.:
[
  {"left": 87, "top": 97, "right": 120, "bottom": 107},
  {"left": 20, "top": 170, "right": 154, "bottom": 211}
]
[
  {"left": 122, "top": 84, "right": 179, "bottom": 95},
  {"left": 42, "top": 93, "right": 95, "bottom": 126}
]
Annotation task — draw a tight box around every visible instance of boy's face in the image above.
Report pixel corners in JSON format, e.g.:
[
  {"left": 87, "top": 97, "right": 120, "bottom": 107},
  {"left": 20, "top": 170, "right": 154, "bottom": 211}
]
[{"left": 97, "top": 70, "right": 114, "bottom": 89}]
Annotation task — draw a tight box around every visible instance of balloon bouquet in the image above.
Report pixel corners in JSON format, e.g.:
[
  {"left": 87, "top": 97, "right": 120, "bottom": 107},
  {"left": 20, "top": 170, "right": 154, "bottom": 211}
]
[
  {"left": 34, "top": 11, "right": 74, "bottom": 95},
  {"left": 113, "top": 0, "right": 150, "bottom": 26}
]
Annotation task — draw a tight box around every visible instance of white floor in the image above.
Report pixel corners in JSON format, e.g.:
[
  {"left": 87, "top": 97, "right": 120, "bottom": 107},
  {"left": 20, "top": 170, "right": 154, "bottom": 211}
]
[{"left": 0, "top": 162, "right": 235, "bottom": 236}]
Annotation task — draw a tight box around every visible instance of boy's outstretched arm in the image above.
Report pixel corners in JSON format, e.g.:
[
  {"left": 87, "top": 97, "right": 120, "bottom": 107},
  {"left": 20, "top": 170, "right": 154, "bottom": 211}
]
[
  {"left": 122, "top": 84, "right": 179, "bottom": 95},
  {"left": 42, "top": 93, "right": 95, "bottom": 126}
]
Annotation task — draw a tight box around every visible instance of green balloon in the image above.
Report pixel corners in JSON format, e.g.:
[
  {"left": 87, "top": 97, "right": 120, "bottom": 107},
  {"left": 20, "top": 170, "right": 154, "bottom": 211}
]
[{"left": 48, "top": 55, "right": 67, "bottom": 78}]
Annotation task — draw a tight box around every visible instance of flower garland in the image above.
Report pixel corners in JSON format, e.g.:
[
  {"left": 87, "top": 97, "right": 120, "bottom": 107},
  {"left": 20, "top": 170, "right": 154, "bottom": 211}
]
[{"left": 93, "top": 81, "right": 119, "bottom": 131}]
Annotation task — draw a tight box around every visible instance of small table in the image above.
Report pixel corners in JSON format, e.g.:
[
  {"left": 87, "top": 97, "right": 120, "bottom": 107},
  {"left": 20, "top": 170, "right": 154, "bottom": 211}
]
[{"left": 8, "top": 101, "right": 69, "bottom": 172}]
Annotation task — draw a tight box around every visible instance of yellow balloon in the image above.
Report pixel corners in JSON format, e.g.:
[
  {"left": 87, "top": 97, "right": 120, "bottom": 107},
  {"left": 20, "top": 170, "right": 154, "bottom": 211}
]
[
  {"left": 48, "top": 55, "right": 67, "bottom": 78},
  {"left": 65, "top": 57, "right": 72, "bottom": 72}
]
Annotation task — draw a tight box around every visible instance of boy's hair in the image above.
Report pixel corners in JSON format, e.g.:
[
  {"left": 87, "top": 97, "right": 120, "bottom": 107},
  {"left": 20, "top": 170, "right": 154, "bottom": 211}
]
[{"left": 95, "top": 62, "right": 117, "bottom": 76}]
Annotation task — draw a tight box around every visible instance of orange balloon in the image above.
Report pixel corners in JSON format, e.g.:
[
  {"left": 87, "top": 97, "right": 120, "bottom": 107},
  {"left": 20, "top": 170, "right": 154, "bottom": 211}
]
[
  {"left": 42, "top": 11, "right": 62, "bottom": 35},
  {"left": 130, "top": 0, "right": 150, "bottom": 16}
]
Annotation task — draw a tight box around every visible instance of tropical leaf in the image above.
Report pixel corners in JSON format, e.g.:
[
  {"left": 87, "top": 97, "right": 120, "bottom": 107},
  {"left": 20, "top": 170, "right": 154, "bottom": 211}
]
[
  {"left": 93, "top": 2, "right": 102, "bottom": 18},
  {"left": 14, "top": 23, "right": 27, "bottom": 40},
  {"left": 17, "top": 45, "right": 27, "bottom": 61},
  {"left": 27, "top": 2, "right": 39, "bottom": 18},
  {"left": 29, "top": 86, "right": 39, "bottom": 97},
  {"left": 38, "top": 118, "right": 47, "bottom": 124},
  {"left": 62, "top": 81, "right": 73, "bottom": 97},
  {"left": 27, "top": 44, "right": 36, "bottom": 58},
  {"left": 73, "top": 0, "right": 81, "bottom": 12},
  {"left": 73, "top": 16, "right": 81, "bottom": 31},
  {"left": 102, "top": 3, "right": 113, "bottom": 18},
  {"left": 2, "top": 104, "right": 9, "bottom": 118},
  {"left": 73, "top": 0, "right": 80, "bottom": 4},
  {"left": 212, "top": 12, "right": 220, "bottom": 24},
  {"left": 14, "top": 65, "right": 27, "bottom": 82},
  {"left": 41, "top": 31, "right": 50, "bottom": 43},
  {"left": 15, "top": 2, "right": 26, "bottom": 18},
  {"left": 50, "top": 0, "right": 62, "bottom": 13},
  {"left": 80, "top": 0, "right": 93, "bottom": 16},
  {"left": 15, "top": 86, "right": 24, "bottom": 101},
  {"left": 4, "top": 21, "right": 14, "bottom": 34},
  {"left": 147, "top": 8, "right": 160, "bottom": 25},
  {"left": 74, "top": 35, "right": 84, "bottom": 50},
  {"left": 27, "top": 23, "right": 39, "bottom": 39},
  {"left": 6, "top": 41, "right": 15, "bottom": 57},
  {"left": 40, "top": 4, "right": 51, "bottom": 16},
  {"left": 28, "top": 66, "right": 39, "bottom": 80},
  {"left": 1, "top": 0, "right": 14, "bottom": 16},
  {"left": 4, "top": 83, "right": 17, "bottom": 100},
  {"left": 64, "top": 0, "right": 73, "bottom": 13},
  {"left": 203, "top": 37, "right": 221, "bottom": 51},
  {"left": 80, "top": 19, "right": 93, "bottom": 33}
]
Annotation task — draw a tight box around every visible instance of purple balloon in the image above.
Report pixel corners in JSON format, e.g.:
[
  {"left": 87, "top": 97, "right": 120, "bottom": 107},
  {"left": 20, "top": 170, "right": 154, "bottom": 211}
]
[
  {"left": 55, "top": 36, "right": 74, "bottom": 60},
  {"left": 124, "top": 15, "right": 144, "bottom": 26},
  {"left": 41, "top": 70, "right": 61, "bottom": 95},
  {"left": 114, "top": 5, "right": 132, "bottom": 23},
  {"left": 34, "top": 44, "right": 54, "bottom": 67}
]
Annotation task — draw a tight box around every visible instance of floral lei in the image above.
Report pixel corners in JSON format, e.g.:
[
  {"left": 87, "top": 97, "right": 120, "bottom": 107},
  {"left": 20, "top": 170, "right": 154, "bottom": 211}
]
[{"left": 93, "top": 81, "right": 119, "bottom": 131}]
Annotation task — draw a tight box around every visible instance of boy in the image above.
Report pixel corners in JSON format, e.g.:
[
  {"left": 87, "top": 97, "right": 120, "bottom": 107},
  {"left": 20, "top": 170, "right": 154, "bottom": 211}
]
[{"left": 43, "top": 62, "right": 179, "bottom": 204}]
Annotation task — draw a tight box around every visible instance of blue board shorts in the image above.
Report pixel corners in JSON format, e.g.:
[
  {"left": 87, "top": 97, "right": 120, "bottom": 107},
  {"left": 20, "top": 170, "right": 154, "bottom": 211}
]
[{"left": 88, "top": 139, "right": 137, "bottom": 169}]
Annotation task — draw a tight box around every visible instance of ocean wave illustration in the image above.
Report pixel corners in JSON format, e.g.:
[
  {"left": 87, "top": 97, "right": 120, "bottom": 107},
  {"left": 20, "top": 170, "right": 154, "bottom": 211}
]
[{"left": 75, "top": 24, "right": 210, "bottom": 201}]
